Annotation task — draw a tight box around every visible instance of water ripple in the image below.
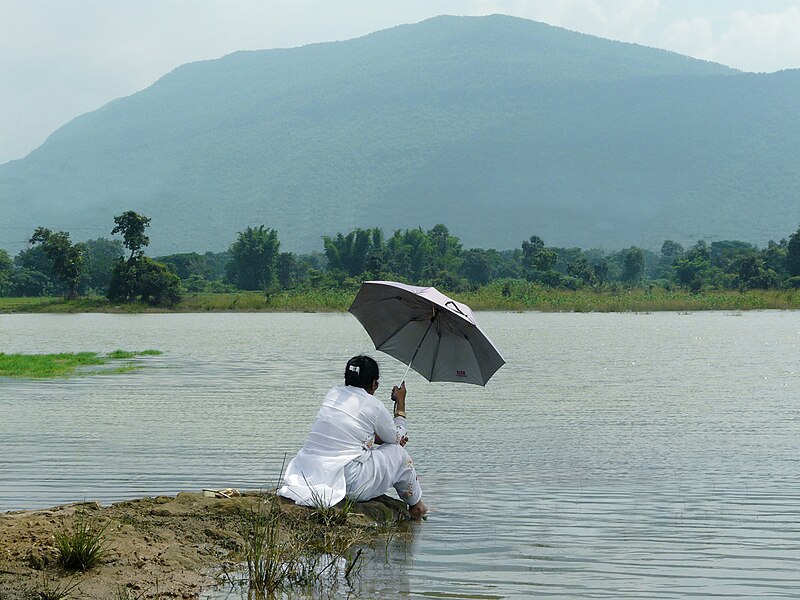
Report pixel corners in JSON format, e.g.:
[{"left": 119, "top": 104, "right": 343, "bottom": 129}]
[{"left": 3, "top": 312, "right": 800, "bottom": 598}]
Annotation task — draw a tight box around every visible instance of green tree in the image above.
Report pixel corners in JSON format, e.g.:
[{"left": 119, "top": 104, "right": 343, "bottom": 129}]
[
  {"left": 80, "top": 238, "right": 125, "bottom": 293},
  {"left": 13, "top": 247, "right": 61, "bottom": 295},
  {"left": 655, "top": 240, "right": 684, "bottom": 280},
  {"left": 0, "top": 249, "right": 12, "bottom": 275},
  {"left": 108, "top": 256, "right": 180, "bottom": 305},
  {"left": 108, "top": 211, "right": 181, "bottom": 306},
  {"left": 459, "top": 248, "right": 498, "bottom": 286},
  {"left": 360, "top": 228, "right": 388, "bottom": 278},
  {"left": 226, "top": 225, "right": 281, "bottom": 290},
  {"left": 155, "top": 252, "right": 210, "bottom": 280},
  {"left": 275, "top": 252, "right": 298, "bottom": 289},
  {"left": 521, "top": 236, "right": 557, "bottom": 281},
  {"left": 107, "top": 260, "right": 139, "bottom": 302},
  {"left": 15, "top": 245, "right": 53, "bottom": 275},
  {"left": 0, "top": 249, "right": 13, "bottom": 295},
  {"left": 323, "top": 229, "right": 373, "bottom": 277},
  {"left": 567, "top": 257, "right": 596, "bottom": 286},
  {"left": 674, "top": 240, "right": 712, "bottom": 290},
  {"left": 660, "top": 240, "right": 684, "bottom": 263},
  {"left": 622, "top": 247, "right": 645, "bottom": 283},
  {"left": 735, "top": 255, "right": 780, "bottom": 289},
  {"left": 112, "top": 211, "right": 151, "bottom": 261},
  {"left": 762, "top": 239, "right": 788, "bottom": 276},
  {"left": 28, "top": 227, "right": 83, "bottom": 298},
  {"left": 136, "top": 257, "right": 181, "bottom": 305},
  {"left": 786, "top": 225, "right": 800, "bottom": 277},
  {"left": 383, "top": 228, "right": 431, "bottom": 283},
  {"left": 109, "top": 211, "right": 150, "bottom": 302},
  {"left": 527, "top": 237, "right": 557, "bottom": 271},
  {"left": 593, "top": 260, "right": 609, "bottom": 285},
  {"left": 9, "top": 268, "right": 53, "bottom": 296},
  {"left": 426, "top": 224, "right": 463, "bottom": 278}
]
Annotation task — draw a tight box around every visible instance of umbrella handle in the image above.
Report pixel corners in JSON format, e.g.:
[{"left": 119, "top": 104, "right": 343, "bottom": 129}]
[
  {"left": 393, "top": 317, "right": 432, "bottom": 403},
  {"left": 400, "top": 361, "right": 412, "bottom": 386}
]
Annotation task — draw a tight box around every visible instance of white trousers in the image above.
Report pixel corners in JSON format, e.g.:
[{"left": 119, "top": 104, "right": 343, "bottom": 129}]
[{"left": 343, "top": 444, "right": 422, "bottom": 506}]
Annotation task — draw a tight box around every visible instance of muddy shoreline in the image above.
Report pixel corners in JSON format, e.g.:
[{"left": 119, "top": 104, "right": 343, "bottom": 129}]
[{"left": 0, "top": 492, "right": 409, "bottom": 599}]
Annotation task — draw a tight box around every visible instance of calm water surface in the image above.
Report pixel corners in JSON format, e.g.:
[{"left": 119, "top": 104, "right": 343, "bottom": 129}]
[{"left": 2, "top": 311, "right": 800, "bottom": 598}]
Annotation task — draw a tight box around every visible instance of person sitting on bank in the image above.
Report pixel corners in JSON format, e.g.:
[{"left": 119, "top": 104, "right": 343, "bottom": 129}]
[{"left": 278, "top": 355, "right": 428, "bottom": 520}]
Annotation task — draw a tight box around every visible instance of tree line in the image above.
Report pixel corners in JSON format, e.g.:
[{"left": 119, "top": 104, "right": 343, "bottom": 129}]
[{"left": 2, "top": 211, "right": 800, "bottom": 306}]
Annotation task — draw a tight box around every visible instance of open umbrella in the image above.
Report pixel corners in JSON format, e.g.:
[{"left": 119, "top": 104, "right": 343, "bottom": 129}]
[{"left": 348, "top": 280, "right": 505, "bottom": 386}]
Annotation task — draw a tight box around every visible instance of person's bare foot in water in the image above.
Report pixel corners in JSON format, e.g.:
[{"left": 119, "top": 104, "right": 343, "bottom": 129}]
[{"left": 409, "top": 500, "right": 428, "bottom": 520}]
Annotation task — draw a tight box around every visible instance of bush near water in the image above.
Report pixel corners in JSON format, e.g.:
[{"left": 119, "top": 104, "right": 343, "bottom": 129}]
[{"left": 2, "top": 211, "right": 800, "bottom": 310}]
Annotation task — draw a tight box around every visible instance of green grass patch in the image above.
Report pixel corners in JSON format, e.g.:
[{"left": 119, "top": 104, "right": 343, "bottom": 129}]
[
  {"left": 0, "top": 349, "right": 162, "bottom": 379},
  {"left": 177, "top": 290, "right": 354, "bottom": 312},
  {"left": 3, "top": 286, "right": 800, "bottom": 314},
  {"left": 0, "top": 295, "right": 117, "bottom": 313},
  {"left": 106, "top": 350, "right": 136, "bottom": 359},
  {"left": 456, "top": 283, "right": 800, "bottom": 312}
]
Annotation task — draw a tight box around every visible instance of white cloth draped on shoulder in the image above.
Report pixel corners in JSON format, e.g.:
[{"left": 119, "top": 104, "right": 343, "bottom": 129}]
[{"left": 278, "top": 385, "right": 420, "bottom": 507}]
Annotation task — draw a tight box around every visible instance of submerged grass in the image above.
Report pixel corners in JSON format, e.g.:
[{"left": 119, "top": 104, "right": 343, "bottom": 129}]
[
  {"left": 0, "top": 349, "right": 162, "bottom": 379},
  {"left": 236, "top": 495, "right": 370, "bottom": 598},
  {"left": 232, "top": 462, "right": 380, "bottom": 598}
]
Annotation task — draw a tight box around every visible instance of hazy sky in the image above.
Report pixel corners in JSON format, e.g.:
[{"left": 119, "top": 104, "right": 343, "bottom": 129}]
[{"left": 2, "top": 0, "right": 800, "bottom": 165}]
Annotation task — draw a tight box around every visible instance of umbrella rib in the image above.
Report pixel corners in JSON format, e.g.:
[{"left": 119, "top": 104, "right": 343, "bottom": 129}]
[
  {"left": 373, "top": 316, "right": 426, "bottom": 351},
  {"left": 429, "top": 320, "right": 443, "bottom": 378}
]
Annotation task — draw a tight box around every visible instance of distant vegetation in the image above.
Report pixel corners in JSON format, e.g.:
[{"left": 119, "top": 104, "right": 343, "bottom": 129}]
[{"left": 2, "top": 211, "right": 800, "bottom": 311}]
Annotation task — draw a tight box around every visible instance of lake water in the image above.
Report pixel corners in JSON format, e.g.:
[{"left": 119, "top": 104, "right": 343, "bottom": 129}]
[{"left": 2, "top": 311, "right": 800, "bottom": 598}]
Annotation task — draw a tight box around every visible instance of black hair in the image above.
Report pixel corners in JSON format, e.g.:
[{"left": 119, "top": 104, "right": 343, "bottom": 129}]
[{"left": 345, "top": 355, "right": 379, "bottom": 389}]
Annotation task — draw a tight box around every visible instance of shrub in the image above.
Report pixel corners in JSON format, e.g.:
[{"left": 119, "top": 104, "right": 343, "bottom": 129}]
[
  {"left": 108, "top": 257, "right": 181, "bottom": 306},
  {"left": 783, "top": 276, "right": 800, "bottom": 289}
]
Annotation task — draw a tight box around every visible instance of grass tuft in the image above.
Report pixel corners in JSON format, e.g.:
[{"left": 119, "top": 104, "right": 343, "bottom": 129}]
[
  {"left": 31, "top": 573, "right": 81, "bottom": 600},
  {"left": 239, "top": 496, "right": 287, "bottom": 596},
  {"left": 236, "top": 495, "right": 367, "bottom": 597},
  {"left": 53, "top": 513, "right": 109, "bottom": 571},
  {"left": 233, "top": 464, "right": 370, "bottom": 598}
]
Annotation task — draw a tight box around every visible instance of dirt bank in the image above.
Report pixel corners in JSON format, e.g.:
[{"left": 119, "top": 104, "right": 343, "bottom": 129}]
[{"left": 0, "top": 491, "right": 408, "bottom": 599}]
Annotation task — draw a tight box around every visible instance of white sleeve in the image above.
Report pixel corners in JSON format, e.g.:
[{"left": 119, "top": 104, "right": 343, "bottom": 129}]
[{"left": 375, "top": 402, "right": 407, "bottom": 444}]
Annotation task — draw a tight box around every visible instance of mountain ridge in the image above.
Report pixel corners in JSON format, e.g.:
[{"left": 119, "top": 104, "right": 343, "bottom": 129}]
[{"left": 2, "top": 14, "right": 797, "bottom": 255}]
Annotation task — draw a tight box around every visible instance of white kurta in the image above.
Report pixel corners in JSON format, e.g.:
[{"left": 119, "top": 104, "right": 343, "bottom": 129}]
[{"left": 278, "top": 385, "right": 410, "bottom": 507}]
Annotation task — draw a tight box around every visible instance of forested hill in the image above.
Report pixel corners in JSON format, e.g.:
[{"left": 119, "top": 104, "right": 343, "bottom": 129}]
[{"left": 2, "top": 14, "right": 799, "bottom": 255}]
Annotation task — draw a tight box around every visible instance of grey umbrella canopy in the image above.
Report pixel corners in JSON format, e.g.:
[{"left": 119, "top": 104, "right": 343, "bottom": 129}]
[{"left": 348, "top": 281, "right": 505, "bottom": 386}]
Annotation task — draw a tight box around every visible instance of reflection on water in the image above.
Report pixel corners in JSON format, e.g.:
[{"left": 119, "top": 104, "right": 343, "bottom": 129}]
[{"left": 2, "top": 311, "right": 800, "bottom": 598}]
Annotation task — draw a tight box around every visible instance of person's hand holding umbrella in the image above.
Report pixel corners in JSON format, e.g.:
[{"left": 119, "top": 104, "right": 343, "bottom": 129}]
[
  {"left": 392, "top": 382, "right": 410, "bottom": 446},
  {"left": 376, "top": 381, "right": 410, "bottom": 446}
]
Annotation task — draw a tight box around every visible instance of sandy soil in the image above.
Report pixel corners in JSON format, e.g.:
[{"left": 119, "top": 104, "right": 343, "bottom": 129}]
[{"left": 0, "top": 491, "right": 408, "bottom": 599}]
